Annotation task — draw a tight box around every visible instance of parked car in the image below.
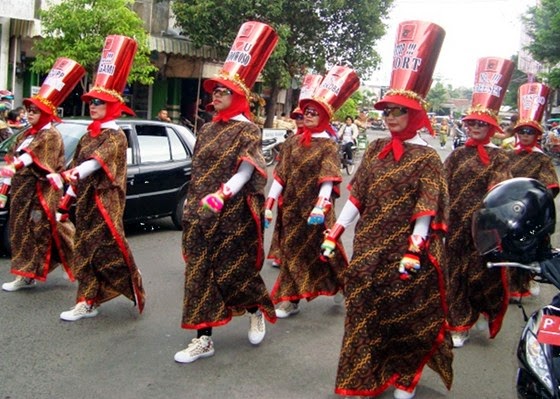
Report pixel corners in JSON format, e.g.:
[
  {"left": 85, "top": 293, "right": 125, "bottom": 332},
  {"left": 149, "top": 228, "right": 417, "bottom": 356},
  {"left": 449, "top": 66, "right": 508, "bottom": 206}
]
[{"left": 0, "top": 118, "right": 195, "bottom": 254}]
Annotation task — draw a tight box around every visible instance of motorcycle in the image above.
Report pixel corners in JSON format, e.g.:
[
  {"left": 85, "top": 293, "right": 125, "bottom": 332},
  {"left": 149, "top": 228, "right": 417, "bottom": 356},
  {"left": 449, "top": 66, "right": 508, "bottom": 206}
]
[
  {"left": 487, "top": 258, "right": 560, "bottom": 399},
  {"left": 262, "top": 137, "right": 281, "bottom": 166}
]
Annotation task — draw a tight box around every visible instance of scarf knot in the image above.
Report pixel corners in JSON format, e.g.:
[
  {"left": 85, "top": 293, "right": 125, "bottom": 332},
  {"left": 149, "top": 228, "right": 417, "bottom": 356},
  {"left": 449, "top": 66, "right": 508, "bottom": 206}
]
[{"left": 465, "top": 138, "right": 491, "bottom": 165}]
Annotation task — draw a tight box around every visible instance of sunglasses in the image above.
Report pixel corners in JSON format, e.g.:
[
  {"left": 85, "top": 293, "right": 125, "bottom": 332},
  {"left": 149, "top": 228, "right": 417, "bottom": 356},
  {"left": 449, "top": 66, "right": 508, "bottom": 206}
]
[
  {"left": 517, "top": 127, "right": 537, "bottom": 136},
  {"left": 382, "top": 107, "right": 408, "bottom": 117},
  {"left": 294, "top": 115, "right": 304, "bottom": 120},
  {"left": 465, "top": 120, "right": 489, "bottom": 128},
  {"left": 26, "top": 106, "right": 41, "bottom": 114},
  {"left": 304, "top": 109, "right": 320, "bottom": 117},
  {"left": 213, "top": 87, "right": 233, "bottom": 97},
  {"left": 89, "top": 98, "right": 106, "bottom": 106}
]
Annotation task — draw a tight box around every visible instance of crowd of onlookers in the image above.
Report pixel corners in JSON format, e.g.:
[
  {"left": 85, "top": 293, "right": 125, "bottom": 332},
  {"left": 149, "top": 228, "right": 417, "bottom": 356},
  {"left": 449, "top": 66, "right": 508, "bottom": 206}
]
[{"left": 0, "top": 90, "right": 29, "bottom": 141}]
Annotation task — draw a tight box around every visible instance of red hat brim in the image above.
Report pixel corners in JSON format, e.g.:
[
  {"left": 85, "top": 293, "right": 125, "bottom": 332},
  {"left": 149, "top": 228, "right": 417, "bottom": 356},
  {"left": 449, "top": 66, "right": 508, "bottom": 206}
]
[
  {"left": 463, "top": 113, "right": 503, "bottom": 133},
  {"left": 514, "top": 121, "right": 544, "bottom": 134},
  {"left": 374, "top": 94, "right": 423, "bottom": 111},
  {"left": 81, "top": 90, "right": 121, "bottom": 103},
  {"left": 290, "top": 107, "right": 303, "bottom": 119},
  {"left": 203, "top": 78, "right": 246, "bottom": 97},
  {"left": 23, "top": 97, "right": 62, "bottom": 122}
]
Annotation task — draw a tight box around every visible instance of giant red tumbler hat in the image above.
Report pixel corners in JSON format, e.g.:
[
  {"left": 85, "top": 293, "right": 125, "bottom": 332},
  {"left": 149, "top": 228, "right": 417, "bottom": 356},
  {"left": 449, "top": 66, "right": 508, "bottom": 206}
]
[
  {"left": 463, "top": 57, "right": 514, "bottom": 131},
  {"left": 299, "top": 66, "right": 360, "bottom": 118},
  {"left": 203, "top": 21, "right": 278, "bottom": 99},
  {"left": 375, "top": 20, "right": 445, "bottom": 111},
  {"left": 515, "top": 82, "right": 550, "bottom": 134},
  {"left": 290, "top": 74, "right": 323, "bottom": 119},
  {"left": 23, "top": 58, "right": 85, "bottom": 121},
  {"left": 82, "top": 35, "right": 138, "bottom": 104}
]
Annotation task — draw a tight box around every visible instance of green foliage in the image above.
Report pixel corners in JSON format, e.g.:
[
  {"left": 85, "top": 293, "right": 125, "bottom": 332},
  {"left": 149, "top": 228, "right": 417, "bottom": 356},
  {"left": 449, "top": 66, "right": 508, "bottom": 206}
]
[
  {"left": 426, "top": 81, "right": 448, "bottom": 114},
  {"left": 172, "top": 0, "right": 394, "bottom": 89},
  {"left": 333, "top": 91, "right": 362, "bottom": 122},
  {"left": 32, "top": 0, "right": 157, "bottom": 86},
  {"left": 523, "top": 0, "right": 560, "bottom": 88}
]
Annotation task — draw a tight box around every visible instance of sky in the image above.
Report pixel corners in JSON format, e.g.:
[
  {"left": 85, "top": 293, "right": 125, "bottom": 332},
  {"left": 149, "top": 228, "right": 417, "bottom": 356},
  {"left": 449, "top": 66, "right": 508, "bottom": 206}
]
[{"left": 367, "top": 0, "right": 537, "bottom": 88}]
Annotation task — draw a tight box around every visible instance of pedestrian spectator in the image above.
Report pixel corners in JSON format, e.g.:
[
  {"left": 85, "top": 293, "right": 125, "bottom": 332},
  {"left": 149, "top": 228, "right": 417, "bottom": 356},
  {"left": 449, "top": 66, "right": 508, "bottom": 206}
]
[
  {"left": 444, "top": 57, "right": 515, "bottom": 348},
  {"left": 321, "top": 21, "right": 452, "bottom": 399},
  {"left": 15, "top": 106, "right": 29, "bottom": 127},
  {"left": 155, "top": 108, "right": 171, "bottom": 122},
  {"left": 174, "top": 21, "right": 278, "bottom": 364},
  {"left": 337, "top": 115, "right": 359, "bottom": 164},
  {"left": 0, "top": 58, "right": 85, "bottom": 292},
  {"left": 55, "top": 36, "right": 146, "bottom": 321},
  {"left": 265, "top": 66, "right": 357, "bottom": 319},
  {"left": 507, "top": 83, "right": 559, "bottom": 300},
  {"left": 6, "top": 109, "right": 23, "bottom": 130},
  {"left": 0, "top": 120, "right": 12, "bottom": 142}
]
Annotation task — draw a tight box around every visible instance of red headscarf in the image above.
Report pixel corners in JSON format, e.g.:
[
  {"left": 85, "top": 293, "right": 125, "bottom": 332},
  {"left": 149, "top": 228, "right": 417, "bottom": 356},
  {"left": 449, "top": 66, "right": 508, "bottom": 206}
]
[
  {"left": 28, "top": 112, "right": 54, "bottom": 135},
  {"left": 300, "top": 106, "right": 331, "bottom": 147},
  {"left": 88, "top": 101, "right": 131, "bottom": 137},
  {"left": 464, "top": 126, "right": 497, "bottom": 165},
  {"left": 212, "top": 92, "right": 252, "bottom": 123},
  {"left": 378, "top": 108, "right": 431, "bottom": 162},
  {"left": 515, "top": 132, "right": 540, "bottom": 154}
]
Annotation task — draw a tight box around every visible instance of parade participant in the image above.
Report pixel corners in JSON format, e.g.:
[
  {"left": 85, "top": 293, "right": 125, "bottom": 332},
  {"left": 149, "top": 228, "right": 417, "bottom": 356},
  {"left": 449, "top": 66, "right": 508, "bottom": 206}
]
[
  {"left": 321, "top": 21, "right": 452, "bottom": 399},
  {"left": 174, "top": 21, "right": 278, "bottom": 364},
  {"left": 265, "top": 67, "right": 356, "bottom": 319},
  {"left": 337, "top": 115, "right": 359, "bottom": 164},
  {"left": 266, "top": 74, "right": 322, "bottom": 269},
  {"left": 54, "top": 36, "right": 145, "bottom": 321},
  {"left": 507, "top": 83, "right": 559, "bottom": 299},
  {"left": 444, "top": 57, "right": 514, "bottom": 347},
  {"left": 0, "top": 58, "right": 84, "bottom": 292}
]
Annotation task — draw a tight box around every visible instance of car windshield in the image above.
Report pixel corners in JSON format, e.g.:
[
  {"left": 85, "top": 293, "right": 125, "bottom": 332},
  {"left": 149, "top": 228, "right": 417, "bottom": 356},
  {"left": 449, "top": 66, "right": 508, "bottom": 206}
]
[{"left": 55, "top": 122, "right": 88, "bottom": 164}]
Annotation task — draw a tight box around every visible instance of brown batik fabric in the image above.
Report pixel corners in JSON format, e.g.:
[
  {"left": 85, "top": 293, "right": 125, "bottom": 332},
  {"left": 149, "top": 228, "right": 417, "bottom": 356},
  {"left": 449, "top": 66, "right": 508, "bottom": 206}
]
[
  {"left": 270, "top": 134, "right": 347, "bottom": 303},
  {"left": 335, "top": 139, "right": 453, "bottom": 397},
  {"left": 8, "top": 127, "right": 74, "bottom": 281},
  {"left": 72, "top": 128, "right": 145, "bottom": 312},
  {"left": 444, "top": 145, "right": 512, "bottom": 337},
  {"left": 181, "top": 120, "right": 276, "bottom": 329},
  {"left": 508, "top": 150, "right": 559, "bottom": 296}
]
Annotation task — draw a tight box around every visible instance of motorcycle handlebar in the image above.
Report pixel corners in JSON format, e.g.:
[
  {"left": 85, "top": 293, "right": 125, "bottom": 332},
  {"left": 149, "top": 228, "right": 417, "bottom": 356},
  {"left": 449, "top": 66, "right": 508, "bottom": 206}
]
[{"left": 486, "top": 261, "right": 541, "bottom": 273}]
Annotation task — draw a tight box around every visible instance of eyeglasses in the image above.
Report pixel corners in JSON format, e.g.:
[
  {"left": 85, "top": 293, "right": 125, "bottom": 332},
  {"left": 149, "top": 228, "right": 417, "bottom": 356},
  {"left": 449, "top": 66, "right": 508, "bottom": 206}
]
[
  {"left": 26, "top": 106, "right": 40, "bottom": 114},
  {"left": 517, "top": 127, "right": 537, "bottom": 136},
  {"left": 212, "top": 87, "right": 233, "bottom": 97},
  {"left": 465, "top": 120, "right": 490, "bottom": 128},
  {"left": 89, "top": 98, "right": 106, "bottom": 106},
  {"left": 294, "top": 115, "right": 304, "bottom": 120},
  {"left": 382, "top": 107, "right": 408, "bottom": 117},
  {"left": 304, "top": 108, "right": 320, "bottom": 117}
]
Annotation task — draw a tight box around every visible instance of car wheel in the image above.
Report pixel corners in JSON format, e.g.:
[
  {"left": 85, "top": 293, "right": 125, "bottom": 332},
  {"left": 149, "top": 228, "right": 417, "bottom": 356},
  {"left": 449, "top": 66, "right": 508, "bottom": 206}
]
[
  {"left": 2, "top": 224, "right": 10, "bottom": 256},
  {"left": 172, "top": 191, "right": 188, "bottom": 230}
]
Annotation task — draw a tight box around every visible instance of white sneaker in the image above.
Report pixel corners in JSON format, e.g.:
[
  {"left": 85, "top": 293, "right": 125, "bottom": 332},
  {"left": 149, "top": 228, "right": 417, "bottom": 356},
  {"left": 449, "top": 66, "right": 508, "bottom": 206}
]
[
  {"left": 333, "top": 291, "right": 344, "bottom": 304},
  {"left": 275, "top": 301, "right": 300, "bottom": 318},
  {"left": 174, "top": 336, "right": 215, "bottom": 363},
  {"left": 394, "top": 387, "right": 416, "bottom": 399},
  {"left": 248, "top": 310, "right": 266, "bottom": 345},
  {"left": 451, "top": 331, "right": 469, "bottom": 348},
  {"left": 529, "top": 280, "right": 540, "bottom": 297},
  {"left": 60, "top": 301, "right": 99, "bottom": 321},
  {"left": 2, "top": 276, "right": 36, "bottom": 292}
]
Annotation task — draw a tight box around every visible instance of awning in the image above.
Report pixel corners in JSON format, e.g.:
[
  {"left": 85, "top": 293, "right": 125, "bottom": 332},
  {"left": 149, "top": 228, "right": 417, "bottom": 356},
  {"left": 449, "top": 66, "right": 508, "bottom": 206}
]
[
  {"left": 149, "top": 35, "right": 219, "bottom": 59},
  {"left": 9, "top": 18, "right": 40, "bottom": 37}
]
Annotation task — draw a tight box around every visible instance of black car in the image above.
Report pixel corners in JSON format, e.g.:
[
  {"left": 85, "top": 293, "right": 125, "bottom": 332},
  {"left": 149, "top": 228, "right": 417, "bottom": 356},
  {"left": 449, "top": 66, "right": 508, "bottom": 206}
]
[{"left": 0, "top": 118, "right": 195, "bottom": 254}]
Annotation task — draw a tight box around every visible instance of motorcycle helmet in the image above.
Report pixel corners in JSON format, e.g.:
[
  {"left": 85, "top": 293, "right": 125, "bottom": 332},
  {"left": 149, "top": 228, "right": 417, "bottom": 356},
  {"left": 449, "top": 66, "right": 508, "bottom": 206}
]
[{"left": 472, "top": 177, "right": 556, "bottom": 263}]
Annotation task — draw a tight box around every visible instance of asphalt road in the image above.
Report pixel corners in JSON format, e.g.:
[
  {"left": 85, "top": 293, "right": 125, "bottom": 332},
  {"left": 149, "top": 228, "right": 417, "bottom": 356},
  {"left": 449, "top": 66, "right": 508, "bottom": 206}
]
[{"left": 0, "top": 129, "right": 557, "bottom": 399}]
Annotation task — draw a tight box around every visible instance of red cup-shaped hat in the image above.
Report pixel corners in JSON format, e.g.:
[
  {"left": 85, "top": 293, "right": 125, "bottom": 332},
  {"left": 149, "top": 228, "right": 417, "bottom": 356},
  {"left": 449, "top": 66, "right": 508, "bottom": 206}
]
[
  {"left": 515, "top": 83, "right": 550, "bottom": 133},
  {"left": 23, "top": 57, "right": 85, "bottom": 121},
  {"left": 463, "top": 57, "right": 514, "bottom": 130},
  {"left": 290, "top": 74, "right": 322, "bottom": 118},
  {"left": 203, "top": 21, "right": 279, "bottom": 99},
  {"left": 82, "top": 35, "right": 138, "bottom": 104},
  {"left": 375, "top": 20, "right": 445, "bottom": 111},
  {"left": 299, "top": 66, "right": 360, "bottom": 118}
]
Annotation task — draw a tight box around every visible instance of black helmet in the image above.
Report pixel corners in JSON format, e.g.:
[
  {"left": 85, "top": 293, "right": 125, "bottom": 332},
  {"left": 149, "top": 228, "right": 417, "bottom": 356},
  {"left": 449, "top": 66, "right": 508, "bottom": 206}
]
[{"left": 472, "top": 177, "right": 556, "bottom": 263}]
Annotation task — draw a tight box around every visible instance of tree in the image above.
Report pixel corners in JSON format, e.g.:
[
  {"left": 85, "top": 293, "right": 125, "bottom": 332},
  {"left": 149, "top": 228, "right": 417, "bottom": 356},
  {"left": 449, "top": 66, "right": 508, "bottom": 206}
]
[
  {"left": 523, "top": 0, "right": 560, "bottom": 87},
  {"left": 172, "top": 0, "right": 394, "bottom": 127},
  {"left": 31, "top": 0, "right": 158, "bottom": 104},
  {"left": 426, "top": 81, "right": 448, "bottom": 115}
]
